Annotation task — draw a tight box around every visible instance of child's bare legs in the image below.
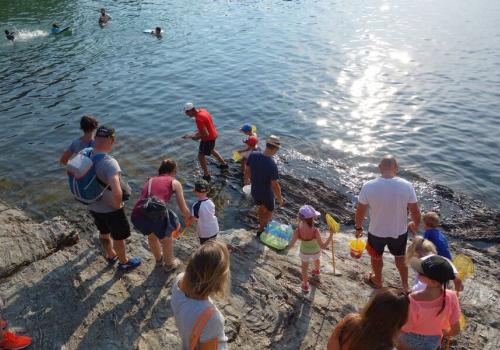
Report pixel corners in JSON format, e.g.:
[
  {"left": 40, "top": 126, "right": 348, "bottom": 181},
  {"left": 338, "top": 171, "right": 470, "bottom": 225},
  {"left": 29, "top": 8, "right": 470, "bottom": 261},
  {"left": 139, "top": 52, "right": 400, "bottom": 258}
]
[
  {"left": 301, "top": 261, "right": 309, "bottom": 285},
  {"left": 314, "top": 259, "right": 320, "bottom": 272}
]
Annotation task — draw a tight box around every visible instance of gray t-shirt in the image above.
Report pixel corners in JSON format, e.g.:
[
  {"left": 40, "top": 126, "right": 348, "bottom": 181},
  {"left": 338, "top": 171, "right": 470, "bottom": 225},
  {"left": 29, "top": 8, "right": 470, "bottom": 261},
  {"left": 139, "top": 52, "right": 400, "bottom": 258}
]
[
  {"left": 171, "top": 273, "right": 228, "bottom": 350},
  {"left": 67, "top": 138, "right": 95, "bottom": 154},
  {"left": 88, "top": 153, "right": 121, "bottom": 213}
]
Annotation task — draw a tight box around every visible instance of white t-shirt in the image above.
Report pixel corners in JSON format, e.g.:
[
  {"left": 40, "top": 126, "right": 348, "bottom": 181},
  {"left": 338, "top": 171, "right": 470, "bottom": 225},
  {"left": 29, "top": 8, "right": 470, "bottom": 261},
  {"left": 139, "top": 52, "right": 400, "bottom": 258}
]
[
  {"left": 170, "top": 273, "right": 228, "bottom": 350},
  {"left": 191, "top": 199, "right": 219, "bottom": 238},
  {"left": 358, "top": 177, "right": 417, "bottom": 238}
]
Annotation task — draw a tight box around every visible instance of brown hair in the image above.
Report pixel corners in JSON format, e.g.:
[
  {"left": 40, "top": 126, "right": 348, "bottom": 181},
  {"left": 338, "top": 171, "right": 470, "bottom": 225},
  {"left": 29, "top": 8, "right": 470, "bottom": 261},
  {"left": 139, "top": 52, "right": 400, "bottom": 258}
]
[
  {"left": 339, "top": 288, "right": 409, "bottom": 350},
  {"left": 182, "top": 240, "right": 231, "bottom": 300},
  {"left": 405, "top": 236, "right": 437, "bottom": 265},
  {"left": 158, "top": 159, "right": 176, "bottom": 175},
  {"left": 423, "top": 212, "right": 440, "bottom": 228},
  {"left": 80, "top": 115, "right": 98, "bottom": 133}
]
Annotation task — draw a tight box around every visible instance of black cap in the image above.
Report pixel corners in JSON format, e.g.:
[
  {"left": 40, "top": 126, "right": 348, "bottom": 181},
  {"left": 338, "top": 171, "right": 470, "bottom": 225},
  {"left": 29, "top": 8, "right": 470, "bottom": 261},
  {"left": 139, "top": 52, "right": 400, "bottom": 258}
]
[
  {"left": 194, "top": 180, "right": 210, "bottom": 193},
  {"left": 410, "top": 255, "right": 455, "bottom": 284},
  {"left": 95, "top": 125, "right": 115, "bottom": 138}
]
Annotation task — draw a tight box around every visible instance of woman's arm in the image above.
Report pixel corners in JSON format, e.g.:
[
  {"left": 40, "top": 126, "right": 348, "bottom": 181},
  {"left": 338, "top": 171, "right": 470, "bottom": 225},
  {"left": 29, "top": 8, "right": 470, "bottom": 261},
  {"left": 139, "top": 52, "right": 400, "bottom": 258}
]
[
  {"left": 59, "top": 150, "right": 73, "bottom": 165},
  {"left": 173, "top": 179, "right": 191, "bottom": 221}
]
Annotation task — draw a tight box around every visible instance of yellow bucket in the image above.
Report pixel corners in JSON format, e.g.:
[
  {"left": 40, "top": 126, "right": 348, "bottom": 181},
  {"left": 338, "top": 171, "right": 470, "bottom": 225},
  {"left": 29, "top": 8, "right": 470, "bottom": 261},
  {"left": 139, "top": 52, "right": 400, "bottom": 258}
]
[{"left": 349, "top": 239, "right": 366, "bottom": 259}]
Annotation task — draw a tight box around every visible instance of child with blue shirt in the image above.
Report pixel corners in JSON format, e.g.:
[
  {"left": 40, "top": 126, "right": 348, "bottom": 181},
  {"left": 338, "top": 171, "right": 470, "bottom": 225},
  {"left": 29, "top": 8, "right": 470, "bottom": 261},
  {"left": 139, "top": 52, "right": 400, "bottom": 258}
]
[{"left": 423, "top": 212, "right": 452, "bottom": 259}]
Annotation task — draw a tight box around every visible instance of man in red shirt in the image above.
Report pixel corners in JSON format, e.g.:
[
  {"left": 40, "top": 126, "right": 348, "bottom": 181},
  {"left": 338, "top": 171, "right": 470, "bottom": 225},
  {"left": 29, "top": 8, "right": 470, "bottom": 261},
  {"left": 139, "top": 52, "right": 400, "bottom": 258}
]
[{"left": 183, "top": 102, "right": 228, "bottom": 181}]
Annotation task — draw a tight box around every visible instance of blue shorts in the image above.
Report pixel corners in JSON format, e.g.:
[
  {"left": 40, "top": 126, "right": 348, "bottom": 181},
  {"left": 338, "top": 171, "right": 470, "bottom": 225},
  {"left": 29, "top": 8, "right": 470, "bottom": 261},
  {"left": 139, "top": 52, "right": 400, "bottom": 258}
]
[{"left": 399, "top": 332, "right": 441, "bottom": 350}]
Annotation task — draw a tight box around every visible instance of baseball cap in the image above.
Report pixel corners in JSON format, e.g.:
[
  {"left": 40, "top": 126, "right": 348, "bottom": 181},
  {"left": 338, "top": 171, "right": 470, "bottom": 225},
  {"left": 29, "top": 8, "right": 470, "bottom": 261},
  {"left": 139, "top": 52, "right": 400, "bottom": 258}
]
[
  {"left": 299, "top": 205, "right": 320, "bottom": 219},
  {"left": 95, "top": 125, "right": 115, "bottom": 138},
  {"left": 240, "top": 124, "right": 252, "bottom": 133},
  {"left": 184, "top": 102, "right": 195, "bottom": 112},
  {"left": 410, "top": 255, "right": 455, "bottom": 284},
  {"left": 194, "top": 180, "right": 210, "bottom": 192},
  {"left": 266, "top": 135, "right": 281, "bottom": 148},
  {"left": 244, "top": 136, "right": 258, "bottom": 147}
]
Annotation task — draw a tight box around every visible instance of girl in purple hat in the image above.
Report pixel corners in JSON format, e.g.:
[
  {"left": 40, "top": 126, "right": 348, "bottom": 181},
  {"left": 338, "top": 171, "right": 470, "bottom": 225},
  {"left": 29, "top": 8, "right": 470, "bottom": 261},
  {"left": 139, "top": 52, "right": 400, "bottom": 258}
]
[{"left": 288, "top": 205, "right": 334, "bottom": 293}]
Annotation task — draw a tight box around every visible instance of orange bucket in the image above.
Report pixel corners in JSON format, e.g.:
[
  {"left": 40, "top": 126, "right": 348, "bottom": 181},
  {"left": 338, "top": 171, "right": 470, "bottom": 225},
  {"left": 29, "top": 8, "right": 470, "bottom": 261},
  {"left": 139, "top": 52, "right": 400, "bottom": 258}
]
[{"left": 349, "top": 239, "right": 366, "bottom": 259}]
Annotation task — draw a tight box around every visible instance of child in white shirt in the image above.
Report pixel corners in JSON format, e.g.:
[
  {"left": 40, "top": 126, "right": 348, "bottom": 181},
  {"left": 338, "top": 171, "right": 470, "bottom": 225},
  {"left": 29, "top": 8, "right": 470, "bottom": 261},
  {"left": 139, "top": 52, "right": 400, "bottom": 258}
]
[{"left": 191, "top": 180, "right": 219, "bottom": 244}]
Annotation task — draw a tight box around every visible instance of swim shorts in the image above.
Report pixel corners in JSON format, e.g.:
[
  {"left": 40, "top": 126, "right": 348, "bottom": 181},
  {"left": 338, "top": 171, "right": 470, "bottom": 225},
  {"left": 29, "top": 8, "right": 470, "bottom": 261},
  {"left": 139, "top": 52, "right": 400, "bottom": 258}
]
[
  {"left": 254, "top": 198, "right": 275, "bottom": 212},
  {"left": 366, "top": 232, "right": 408, "bottom": 258},
  {"left": 199, "top": 140, "right": 216, "bottom": 156},
  {"left": 90, "top": 208, "right": 131, "bottom": 240}
]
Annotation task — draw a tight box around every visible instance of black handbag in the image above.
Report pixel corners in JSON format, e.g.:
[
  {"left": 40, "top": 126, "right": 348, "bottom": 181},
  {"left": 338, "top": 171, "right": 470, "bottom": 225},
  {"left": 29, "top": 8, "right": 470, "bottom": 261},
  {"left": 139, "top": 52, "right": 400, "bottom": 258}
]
[{"left": 139, "top": 178, "right": 168, "bottom": 216}]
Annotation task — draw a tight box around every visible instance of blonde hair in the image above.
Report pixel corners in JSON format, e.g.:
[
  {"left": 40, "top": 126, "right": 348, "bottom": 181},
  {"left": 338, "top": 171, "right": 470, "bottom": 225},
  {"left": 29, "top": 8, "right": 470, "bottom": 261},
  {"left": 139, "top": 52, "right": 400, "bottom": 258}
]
[
  {"left": 423, "top": 211, "right": 440, "bottom": 228},
  {"left": 182, "top": 240, "right": 231, "bottom": 299},
  {"left": 406, "top": 236, "right": 437, "bottom": 265}
]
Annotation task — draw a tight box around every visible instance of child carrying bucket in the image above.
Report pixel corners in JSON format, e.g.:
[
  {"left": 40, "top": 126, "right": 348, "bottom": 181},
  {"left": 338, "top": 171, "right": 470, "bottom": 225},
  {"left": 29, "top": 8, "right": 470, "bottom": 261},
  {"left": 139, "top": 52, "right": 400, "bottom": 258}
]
[{"left": 288, "top": 205, "right": 334, "bottom": 293}]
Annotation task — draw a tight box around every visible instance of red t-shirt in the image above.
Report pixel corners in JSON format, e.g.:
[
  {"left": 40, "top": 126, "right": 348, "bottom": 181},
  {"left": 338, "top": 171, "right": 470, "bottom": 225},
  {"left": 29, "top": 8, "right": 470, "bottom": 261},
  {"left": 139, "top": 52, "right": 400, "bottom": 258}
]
[{"left": 195, "top": 108, "right": 218, "bottom": 141}]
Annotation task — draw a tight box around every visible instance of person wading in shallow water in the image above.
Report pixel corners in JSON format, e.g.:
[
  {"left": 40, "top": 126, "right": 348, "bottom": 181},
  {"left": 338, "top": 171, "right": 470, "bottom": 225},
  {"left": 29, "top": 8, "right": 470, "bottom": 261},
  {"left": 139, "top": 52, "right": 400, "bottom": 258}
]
[
  {"left": 182, "top": 102, "right": 228, "bottom": 182},
  {"left": 244, "top": 135, "right": 284, "bottom": 237},
  {"left": 355, "top": 155, "right": 421, "bottom": 292}
]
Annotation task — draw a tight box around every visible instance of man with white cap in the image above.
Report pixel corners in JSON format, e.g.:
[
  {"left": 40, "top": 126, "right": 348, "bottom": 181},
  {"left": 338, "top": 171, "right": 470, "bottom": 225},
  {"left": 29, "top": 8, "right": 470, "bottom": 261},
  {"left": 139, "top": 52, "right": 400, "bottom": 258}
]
[
  {"left": 355, "top": 155, "right": 421, "bottom": 292},
  {"left": 183, "top": 102, "right": 228, "bottom": 181},
  {"left": 244, "top": 135, "right": 284, "bottom": 237}
]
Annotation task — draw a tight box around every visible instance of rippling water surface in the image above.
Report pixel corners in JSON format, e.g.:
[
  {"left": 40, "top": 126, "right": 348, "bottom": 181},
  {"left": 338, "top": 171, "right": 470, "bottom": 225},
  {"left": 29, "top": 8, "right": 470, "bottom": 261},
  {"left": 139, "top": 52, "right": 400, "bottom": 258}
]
[{"left": 1, "top": 0, "right": 499, "bottom": 217}]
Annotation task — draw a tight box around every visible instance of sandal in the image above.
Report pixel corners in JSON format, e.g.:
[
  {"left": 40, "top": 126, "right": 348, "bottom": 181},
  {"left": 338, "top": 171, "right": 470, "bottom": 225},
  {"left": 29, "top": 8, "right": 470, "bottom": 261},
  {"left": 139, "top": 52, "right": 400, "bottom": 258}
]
[
  {"left": 301, "top": 283, "right": 310, "bottom": 293},
  {"left": 106, "top": 255, "right": 118, "bottom": 265},
  {"left": 363, "top": 272, "right": 382, "bottom": 289},
  {"left": 164, "top": 258, "right": 181, "bottom": 272}
]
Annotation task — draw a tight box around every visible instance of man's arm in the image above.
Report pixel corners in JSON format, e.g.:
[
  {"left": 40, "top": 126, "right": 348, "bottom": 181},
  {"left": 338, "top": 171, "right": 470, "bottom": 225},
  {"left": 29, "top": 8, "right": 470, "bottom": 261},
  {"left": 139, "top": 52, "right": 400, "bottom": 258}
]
[
  {"left": 354, "top": 203, "right": 368, "bottom": 238},
  {"left": 108, "top": 174, "right": 123, "bottom": 209},
  {"left": 407, "top": 202, "right": 421, "bottom": 235},
  {"left": 271, "top": 180, "right": 284, "bottom": 207}
]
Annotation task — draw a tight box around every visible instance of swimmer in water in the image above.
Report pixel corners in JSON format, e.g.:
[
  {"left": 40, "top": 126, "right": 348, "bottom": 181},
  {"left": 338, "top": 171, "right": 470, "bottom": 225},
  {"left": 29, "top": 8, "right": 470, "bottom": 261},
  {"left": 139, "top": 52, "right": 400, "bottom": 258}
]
[
  {"left": 152, "top": 27, "right": 162, "bottom": 37},
  {"left": 5, "top": 30, "right": 14, "bottom": 41},
  {"left": 51, "top": 23, "right": 60, "bottom": 34},
  {"left": 99, "top": 8, "right": 112, "bottom": 25}
]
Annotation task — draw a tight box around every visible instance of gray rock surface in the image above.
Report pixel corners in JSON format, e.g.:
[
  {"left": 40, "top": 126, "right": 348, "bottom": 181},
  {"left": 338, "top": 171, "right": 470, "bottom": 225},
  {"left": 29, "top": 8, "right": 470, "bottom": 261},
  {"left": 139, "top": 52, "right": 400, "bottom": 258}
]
[{"left": 0, "top": 203, "right": 498, "bottom": 349}]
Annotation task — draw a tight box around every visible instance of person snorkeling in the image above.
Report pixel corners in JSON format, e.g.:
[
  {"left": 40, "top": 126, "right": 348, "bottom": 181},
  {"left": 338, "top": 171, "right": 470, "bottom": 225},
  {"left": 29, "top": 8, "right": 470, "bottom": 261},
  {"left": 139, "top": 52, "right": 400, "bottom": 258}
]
[{"left": 4, "top": 30, "right": 14, "bottom": 42}]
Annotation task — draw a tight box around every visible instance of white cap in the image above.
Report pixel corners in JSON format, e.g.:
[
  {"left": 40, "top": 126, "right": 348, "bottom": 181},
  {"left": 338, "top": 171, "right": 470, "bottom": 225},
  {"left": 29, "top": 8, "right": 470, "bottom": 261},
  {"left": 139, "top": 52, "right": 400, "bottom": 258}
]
[
  {"left": 266, "top": 135, "right": 281, "bottom": 148},
  {"left": 184, "top": 102, "right": 195, "bottom": 112}
]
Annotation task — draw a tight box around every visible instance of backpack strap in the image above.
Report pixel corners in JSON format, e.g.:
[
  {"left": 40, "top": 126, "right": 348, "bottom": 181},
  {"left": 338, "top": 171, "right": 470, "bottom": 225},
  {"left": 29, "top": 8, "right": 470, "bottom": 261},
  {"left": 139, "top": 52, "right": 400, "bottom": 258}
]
[{"left": 190, "top": 307, "right": 217, "bottom": 350}]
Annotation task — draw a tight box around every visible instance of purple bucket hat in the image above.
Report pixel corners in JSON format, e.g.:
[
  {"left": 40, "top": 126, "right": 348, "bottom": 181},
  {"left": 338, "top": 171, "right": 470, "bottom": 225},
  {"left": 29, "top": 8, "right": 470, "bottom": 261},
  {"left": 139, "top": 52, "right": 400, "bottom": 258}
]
[{"left": 299, "top": 205, "right": 321, "bottom": 219}]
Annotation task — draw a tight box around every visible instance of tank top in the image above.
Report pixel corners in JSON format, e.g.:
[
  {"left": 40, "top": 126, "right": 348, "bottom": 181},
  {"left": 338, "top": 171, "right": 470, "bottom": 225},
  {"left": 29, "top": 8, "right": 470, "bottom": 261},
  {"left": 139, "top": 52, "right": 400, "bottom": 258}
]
[
  {"left": 297, "top": 224, "right": 321, "bottom": 255},
  {"left": 132, "top": 175, "right": 175, "bottom": 216}
]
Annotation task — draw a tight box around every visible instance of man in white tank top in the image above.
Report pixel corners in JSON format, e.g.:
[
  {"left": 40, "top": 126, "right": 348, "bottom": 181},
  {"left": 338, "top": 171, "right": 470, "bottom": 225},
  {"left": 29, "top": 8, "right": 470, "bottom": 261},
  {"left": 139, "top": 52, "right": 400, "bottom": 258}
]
[{"left": 354, "top": 155, "right": 421, "bottom": 292}]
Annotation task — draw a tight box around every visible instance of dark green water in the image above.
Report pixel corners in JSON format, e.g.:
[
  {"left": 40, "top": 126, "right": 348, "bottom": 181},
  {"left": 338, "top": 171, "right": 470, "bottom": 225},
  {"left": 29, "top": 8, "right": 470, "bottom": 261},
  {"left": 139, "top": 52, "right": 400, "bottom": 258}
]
[{"left": 1, "top": 0, "right": 499, "bottom": 218}]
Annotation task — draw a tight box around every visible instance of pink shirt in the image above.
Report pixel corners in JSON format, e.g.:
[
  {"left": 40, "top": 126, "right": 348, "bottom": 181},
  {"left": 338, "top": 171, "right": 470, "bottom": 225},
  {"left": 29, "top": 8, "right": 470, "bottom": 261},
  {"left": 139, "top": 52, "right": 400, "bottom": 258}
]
[
  {"left": 132, "top": 175, "right": 174, "bottom": 216},
  {"left": 402, "top": 290, "right": 461, "bottom": 336}
]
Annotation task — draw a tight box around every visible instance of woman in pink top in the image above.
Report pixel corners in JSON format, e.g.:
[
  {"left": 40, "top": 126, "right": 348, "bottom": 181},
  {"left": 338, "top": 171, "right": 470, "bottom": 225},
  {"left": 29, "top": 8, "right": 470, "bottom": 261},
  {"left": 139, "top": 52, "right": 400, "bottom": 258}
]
[
  {"left": 131, "top": 159, "right": 191, "bottom": 271},
  {"left": 398, "top": 255, "right": 461, "bottom": 350}
]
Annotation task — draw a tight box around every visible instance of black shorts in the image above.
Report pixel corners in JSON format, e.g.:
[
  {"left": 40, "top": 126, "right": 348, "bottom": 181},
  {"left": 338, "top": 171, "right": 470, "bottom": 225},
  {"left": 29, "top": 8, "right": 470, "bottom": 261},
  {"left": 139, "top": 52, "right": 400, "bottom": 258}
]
[
  {"left": 254, "top": 198, "right": 275, "bottom": 212},
  {"left": 366, "top": 232, "right": 408, "bottom": 258},
  {"left": 90, "top": 208, "right": 131, "bottom": 241},
  {"left": 199, "top": 140, "right": 216, "bottom": 156}
]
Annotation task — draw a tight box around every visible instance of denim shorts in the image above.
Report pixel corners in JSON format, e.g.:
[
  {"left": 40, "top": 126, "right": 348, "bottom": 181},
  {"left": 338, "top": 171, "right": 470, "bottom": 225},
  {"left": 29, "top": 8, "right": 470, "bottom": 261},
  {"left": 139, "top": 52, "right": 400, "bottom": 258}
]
[{"left": 399, "top": 332, "right": 441, "bottom": 350}]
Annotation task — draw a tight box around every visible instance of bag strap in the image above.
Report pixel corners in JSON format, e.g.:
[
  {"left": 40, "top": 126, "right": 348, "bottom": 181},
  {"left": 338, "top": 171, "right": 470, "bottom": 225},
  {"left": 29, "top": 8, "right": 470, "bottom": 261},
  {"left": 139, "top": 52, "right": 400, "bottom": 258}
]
[
  {"left": 147, "top": 178, "right": 153, "bottom": 198},
  {"left": 190, "top": 307, "right": 217, "bottom": 350}
]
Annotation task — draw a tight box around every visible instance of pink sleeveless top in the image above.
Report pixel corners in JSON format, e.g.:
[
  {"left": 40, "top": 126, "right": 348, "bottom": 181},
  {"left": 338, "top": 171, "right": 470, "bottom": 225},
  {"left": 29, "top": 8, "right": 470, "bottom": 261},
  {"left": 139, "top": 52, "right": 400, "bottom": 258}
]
[{"left": 132, "top": 175, "right": 175, "bottom": 216}]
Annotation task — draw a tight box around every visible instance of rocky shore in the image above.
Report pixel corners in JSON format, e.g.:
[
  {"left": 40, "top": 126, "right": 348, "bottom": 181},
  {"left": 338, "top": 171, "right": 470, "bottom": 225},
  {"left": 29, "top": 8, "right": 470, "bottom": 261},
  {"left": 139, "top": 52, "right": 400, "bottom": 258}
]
[{"left": 0, "top": 196, "right": 498, "bottom": 349}]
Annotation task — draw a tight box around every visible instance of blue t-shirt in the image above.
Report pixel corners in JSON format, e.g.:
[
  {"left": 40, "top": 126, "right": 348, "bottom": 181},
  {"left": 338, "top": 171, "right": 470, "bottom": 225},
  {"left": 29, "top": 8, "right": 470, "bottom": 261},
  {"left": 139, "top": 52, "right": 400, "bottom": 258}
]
[
  {"left": 247, "top": 152, "right": 279, "bottom": 201},
  {"left": 424, "top": 228, "right": 452, "bottom": 260}
]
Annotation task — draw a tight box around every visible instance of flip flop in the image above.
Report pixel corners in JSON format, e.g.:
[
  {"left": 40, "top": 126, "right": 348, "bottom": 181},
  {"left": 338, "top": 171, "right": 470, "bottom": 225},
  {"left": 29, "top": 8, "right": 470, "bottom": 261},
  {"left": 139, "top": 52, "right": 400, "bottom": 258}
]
[{"left": 363, "top": 272, "right": 382, "bottom": 289}]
